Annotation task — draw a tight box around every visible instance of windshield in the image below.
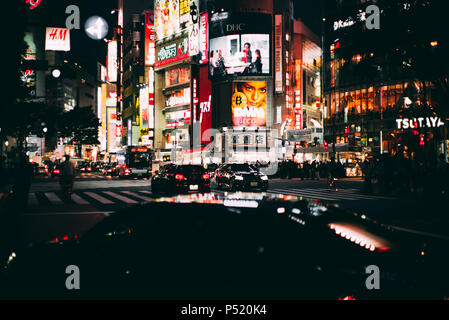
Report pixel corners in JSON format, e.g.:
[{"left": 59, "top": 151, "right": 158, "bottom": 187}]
[
  {"left": 177, "top": 165, "right": 206, "bottom": 174},
  {"left": 128, "top": 153, "right": 150, "bottom": 168},
  {"left": 229, "top": 164, "right": 256, "bottom": 172}
]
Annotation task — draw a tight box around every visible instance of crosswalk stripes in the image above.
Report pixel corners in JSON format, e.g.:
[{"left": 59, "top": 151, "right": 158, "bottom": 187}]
[
  {"left": 84, "top": 192, "right": 114, "bottom": 204},
  {"left": 102, "top": 191, "right": 139, "bottom": 204},
  {"left": 269, "top": 189, "right": 341, "bottom": 201},
  {"left": 28, "top": 193, "right": 39, "bottom": 206},
  {"left": 121, "top": 191, "right": 153, "bottom": 202},
  {"left": 139, "top": 190, "right": 153, "bottom": 195},
  {"left": 44, "top": 192, "right": 64, "bottom": 205},
  {"left": 71, "top": 193, "right": 90, "bottom": 205},
  {"left": 268, "top": 188, "right": 393, "bottom": 201}
]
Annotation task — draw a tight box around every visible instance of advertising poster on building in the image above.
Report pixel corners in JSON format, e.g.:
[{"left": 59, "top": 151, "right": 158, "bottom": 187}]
[
  {"left": 145, "top": 11, "right": 155, "bottom": 66},
  {"left": 154, "top": 0, "right": 180, "bottom": 40},
  {"left": 208, "top": 12, "right": 271, "bottom": 79},
  {"left": 155, "top": 37, "right": 189, "bottom": 68},
  {"left": 165, "top": 66, "right": 190, "bottom": 87},
  {"left": 45, "top": 27, "right": 70, "bottom": 51},
  {"left": 209, "top": 34, "right": 269, "bottom": 77},
  {"left": 232, "top": 81, "right": 267, "bottom": 127}
]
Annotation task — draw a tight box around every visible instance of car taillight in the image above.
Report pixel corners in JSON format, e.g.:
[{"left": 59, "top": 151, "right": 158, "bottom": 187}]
[
  {"left": 175, "top": 174, "right": 186, "bottom": 180},
  {"left": 202, "top": 173, "right": 210, "bottom": 180},
  {"left": 108, "top": 169, "right": 112, "bottom": 172},
  {"left": 87, "top": 168, "right": 92, "bottom": 171},
  {"left": 54, "top": 169, "right": 60, "bottom": 174},
  {"left": 125, "top": 169, "right": 130, "bottom": 173}
]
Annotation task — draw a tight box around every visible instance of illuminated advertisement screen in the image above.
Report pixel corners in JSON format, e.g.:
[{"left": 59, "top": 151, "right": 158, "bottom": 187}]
[
  {"left": 210, "top": 34, "right": 269, "bottom": 78},
  {"left": 154, "top": 0, "right": 180, "bottom": 41},
  {"left": 165, "top": 66, "right": 190, "bottom": 87},
  {"left": 232, "top": 81, "right": 267, "bottom": 127},
  {"left": 209, "top": 12, "right": 271, "bottom": 79}
]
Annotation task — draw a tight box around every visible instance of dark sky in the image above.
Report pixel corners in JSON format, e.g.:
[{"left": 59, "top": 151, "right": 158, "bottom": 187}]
[{"left": 294, "top": 0, "right": 322, "bottom": 36}]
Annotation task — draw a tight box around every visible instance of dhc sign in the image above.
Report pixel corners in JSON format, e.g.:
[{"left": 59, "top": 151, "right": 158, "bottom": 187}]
[{"left": 396, "top": 117, "right": 445, "bottom": 130}]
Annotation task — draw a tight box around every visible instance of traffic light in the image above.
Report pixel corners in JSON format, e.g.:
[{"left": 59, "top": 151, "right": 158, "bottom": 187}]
[
  {"left": 419, "top": 136, "right": 425, "bottom": 146},
  {"left": 324, "top": 141, "right": 328, "bottom": 150}
]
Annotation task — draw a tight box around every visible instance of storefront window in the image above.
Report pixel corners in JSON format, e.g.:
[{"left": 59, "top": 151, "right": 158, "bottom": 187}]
[
  {"left": 367, "top": 87, "right": 374, "bottom": 111},
  {"left": 355, "top": 90, "right": 361, "bottom": 113},
  {"left": 361, "top": 88, "right": 367, "bottom": 113}
]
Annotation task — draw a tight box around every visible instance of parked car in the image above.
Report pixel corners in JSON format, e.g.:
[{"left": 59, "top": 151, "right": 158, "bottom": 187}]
[
  {"left": 215, "top": 163, "right": 268, "bottom": 192},
  {"left": 151, "top": 164, "right": 210, "bottom": 195}
]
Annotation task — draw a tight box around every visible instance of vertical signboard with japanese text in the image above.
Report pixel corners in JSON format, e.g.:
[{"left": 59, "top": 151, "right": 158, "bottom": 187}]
[
  {"left": 275, "top": 15, "right": 283, "bottom": 93},
  {"left": 199, "top": 66, "right": 212, "bottom": 143},
  {"left": 199, "top": 12, "right": 209, "bottom": 64},
  {"left": 145, "top": 11, "right": 155, "bottom": 66},
  {"left": 295, "top": 59, "right": 302, "bottom": 130},
  {"left": 107, "top": 40, "right": 118, "bottom": 82}
]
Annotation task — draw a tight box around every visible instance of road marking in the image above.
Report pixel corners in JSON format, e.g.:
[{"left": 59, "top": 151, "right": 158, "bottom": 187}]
[
  {"left": 139, "top": 190, "right": 153, "bottom": 195},
  {"left": 121, "top": 191, "right": 153, "bottom": 202},
  {"left": 28, "top": 193, "right": 39, "bottom": 206},
  {"left": 23, "top": 211, "right": 111, "bottom": 216},
  {"left": 71, "top": 193, "right": 90, "bottom": 205},
  {"left": 102, "top": 191, "right": 138, "bottom": 204},
  {"left": 268, "top": 189, "right": 340, "bottom": 201},
  {"left": 387, "top": 225, "right": 449, "bottom": 241},
  {"left": 84, "top": 192, "right": 114, "bottom": 204},
  {"left": 44, "top": 192, "right": 64, "bottom": 205}
]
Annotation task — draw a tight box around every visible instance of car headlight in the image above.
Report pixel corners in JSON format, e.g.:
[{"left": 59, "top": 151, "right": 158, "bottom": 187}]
[
  {"left": 261, "top": 175, "right": 269, "bottom": 181},
  {"left": 235, "top": 175, "right": 244, "bottom": 181}
]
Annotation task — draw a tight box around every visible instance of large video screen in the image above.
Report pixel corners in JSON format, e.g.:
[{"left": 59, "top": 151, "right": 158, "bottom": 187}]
[
  {"left": 209, "top": 34, "right": 270, "bottom": 78},
  {"left": 232, "top": 81, "right": 267, "bottom": 127}
]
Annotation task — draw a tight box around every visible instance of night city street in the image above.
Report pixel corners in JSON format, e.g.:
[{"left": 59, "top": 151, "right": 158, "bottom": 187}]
[{"left": 1, "top": 0, "right": 449, "bottom": 306}]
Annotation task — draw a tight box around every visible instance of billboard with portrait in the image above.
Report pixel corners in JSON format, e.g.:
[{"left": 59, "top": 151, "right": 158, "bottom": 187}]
[
  {"left": 154, "top": 0, "right": 180, "bottom": 41},
  {"left": 209, "top": 12, "right": 271, "bottom": 79},
  {"left": 210, "top": 34, "right": 269, "bottom": 78},
  {"left": 231, "top": 81, "right": 267, "bottom": 127}
]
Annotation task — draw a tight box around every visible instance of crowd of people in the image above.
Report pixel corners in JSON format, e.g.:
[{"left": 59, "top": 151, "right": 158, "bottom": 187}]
[
  {"left": 276, "top": 160, "right": 346, "bottom": 180},
  {"left": 361, "top": 153, "right": 449, "bottom": 197}
]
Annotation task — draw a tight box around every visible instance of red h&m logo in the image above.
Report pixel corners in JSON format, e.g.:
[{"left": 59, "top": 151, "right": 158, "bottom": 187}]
[
  {"left": 26, "top": 0, "right": 41, "bottom": 10},
  {"left": 48, "top": 28, "right": 68, "bottom": 41}
]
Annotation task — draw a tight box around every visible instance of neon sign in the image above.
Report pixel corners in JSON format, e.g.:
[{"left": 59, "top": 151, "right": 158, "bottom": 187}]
[
  {"left": 396, "top": 117, "right": 445, "bottom": 130},
  {"left": 26, "top": 0, "right": 41, "bottom": 10}
]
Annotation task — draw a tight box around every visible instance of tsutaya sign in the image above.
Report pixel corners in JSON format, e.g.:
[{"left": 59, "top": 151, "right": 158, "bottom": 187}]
[{"left": 396, "top": 117, "right": 445, "bottom": 130}]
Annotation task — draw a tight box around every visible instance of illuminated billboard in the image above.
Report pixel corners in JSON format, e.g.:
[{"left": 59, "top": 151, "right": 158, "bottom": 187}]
[
  {"left": 209, "top": 12, "right": 271, "bottom": 79},
  {"left": 154, "top": 0, "right": 180, "bottom": 40},
  {"left": 232, "top": 81, "right": 267, "bottom": 127},
  {"left": 45, "top": 27, "right": 70, "bottom": 51},
  {"left": 145, "top": 11, "right": 155, "bottom": 66},
  {"left": 155, "top": 36, "right": 189, "bottom": 68},
  {"left": 209, "top": 34, "right": 269, "bottom": 78},
  {"left": 107, "top": 40, "right": 117, "bottom": 82},
  {"left": 165, "top": 66, "right": 190, "bottom": 87}
]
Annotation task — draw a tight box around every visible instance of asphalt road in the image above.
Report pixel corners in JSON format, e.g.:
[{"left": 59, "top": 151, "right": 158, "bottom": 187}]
[{"left": 14, "top": 173, "right": 449, "bottom": 245}]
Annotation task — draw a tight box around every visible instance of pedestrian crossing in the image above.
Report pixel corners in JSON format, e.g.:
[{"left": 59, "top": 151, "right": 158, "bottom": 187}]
[
  {"left": 26, "top": 187, "right": 393, "bottom": 210},
  {"left": 28, "top": 190, "right": 153, "bottom": 208},
  {"left": 267, "top": 188, "right": 394, "bottom": 201}
]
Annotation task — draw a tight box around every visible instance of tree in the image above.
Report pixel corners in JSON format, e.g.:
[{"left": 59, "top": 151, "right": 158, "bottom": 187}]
[{"left": 57, "top": 107, "right": 100, "bottom": 158}]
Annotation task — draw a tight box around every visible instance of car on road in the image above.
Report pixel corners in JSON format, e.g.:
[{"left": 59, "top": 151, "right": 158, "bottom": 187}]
[
  {"left": 34, "top": 166, "right": 49, "bottom": 176},
  {"left": 151, "top": 164, "right": 211, "bottom": 195},
  {"left": 2, "top": 193, "right": 449, "bottom": 300},
  {"left": 215, "top": 163, "right": 269, "bottom": 192},
  {"left": 102, "top": 165, "right": 118, "bottom": 177},
  {"left": 50, "top": 165, "right": 61, "bottom": 178}
]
